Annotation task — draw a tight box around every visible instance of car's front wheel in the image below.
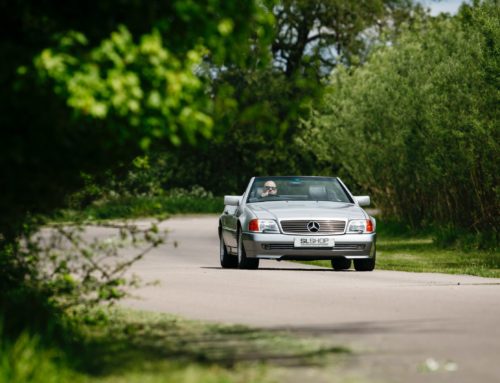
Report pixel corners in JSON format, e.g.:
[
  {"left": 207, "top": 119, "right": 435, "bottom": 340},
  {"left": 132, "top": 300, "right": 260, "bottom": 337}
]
[
  {"left": 353, "top": 256, "right": 376, "bottom": 271},
  {"left": 237, "top": 231, "right": 259, "bottom": 269},
  {"left": 331, "top": 257, "right": 352, "bottom": 271},
  {"left": 220, "top": 233, "right": 237, "bottom": 268}
]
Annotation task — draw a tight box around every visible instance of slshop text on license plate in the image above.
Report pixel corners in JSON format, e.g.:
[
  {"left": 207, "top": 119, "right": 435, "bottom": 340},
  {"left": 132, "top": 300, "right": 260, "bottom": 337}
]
[{"left": 294, "top": 237, "right": 335, "bottom": 247}]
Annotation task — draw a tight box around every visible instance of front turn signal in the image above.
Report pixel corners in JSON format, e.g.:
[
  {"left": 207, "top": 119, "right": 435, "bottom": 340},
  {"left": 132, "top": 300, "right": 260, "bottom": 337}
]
[
  {"left": 248, "top": 219, "right": 260, "bottom": 232},
  {"left": 366, "top": 219, "right": 374, "bottom": 233},
  {"left": 248, "top": 219, "right": 279, "bottom": 233}
]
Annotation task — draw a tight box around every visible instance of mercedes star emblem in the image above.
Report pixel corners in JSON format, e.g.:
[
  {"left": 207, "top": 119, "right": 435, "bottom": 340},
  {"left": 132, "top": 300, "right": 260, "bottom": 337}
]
[{"left": 307, "top": 221, "right": 320, "bottom": 233}]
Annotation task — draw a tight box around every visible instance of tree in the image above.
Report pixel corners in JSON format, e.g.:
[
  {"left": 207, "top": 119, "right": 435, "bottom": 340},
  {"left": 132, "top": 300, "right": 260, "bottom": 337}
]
[
  {"left": 310, "top": 0, "right": 499, "bottom": 239},
  {"left": 0, "top": 0, "right": 272, "bottom": 242},
  {"left": 161, "top": 0, "right": 421, "bottom": 194},
  {"left": 272, "top": 0, "right": 419, "bottom": 78}
]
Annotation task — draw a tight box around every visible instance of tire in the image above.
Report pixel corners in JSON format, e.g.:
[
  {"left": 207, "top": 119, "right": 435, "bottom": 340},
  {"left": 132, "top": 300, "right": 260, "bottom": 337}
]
[
  {"left": 237, "top": 230, "right": 259, "bottom": 270},
  {"left": 354, "top": 255, "right": 376, "bottom": 271},
  {"left": 354, "top": 242, "right": 376, "bottom": 271},
  {"left": 331, "top": 257, "right": 352, "bottom": 270},
  {"left": 220, "top": 232, "right": 238, "bottom": 268}
]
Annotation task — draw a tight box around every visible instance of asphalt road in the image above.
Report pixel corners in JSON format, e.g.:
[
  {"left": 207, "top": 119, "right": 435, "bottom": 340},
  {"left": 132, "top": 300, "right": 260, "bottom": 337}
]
[{"left": 91, "top": 215, "right": 500, "bottom": 383}]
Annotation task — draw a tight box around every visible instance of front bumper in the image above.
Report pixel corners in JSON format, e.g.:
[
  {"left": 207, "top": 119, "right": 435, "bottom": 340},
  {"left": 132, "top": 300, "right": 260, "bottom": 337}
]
[{"left": 242, "top": 232, "right": 376, "bottom": 260}]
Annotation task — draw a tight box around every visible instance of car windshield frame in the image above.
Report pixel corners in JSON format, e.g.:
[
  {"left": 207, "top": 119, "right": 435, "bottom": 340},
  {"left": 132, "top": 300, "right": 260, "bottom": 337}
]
[{"left": 246, "top": 176, "right": 354, "bottom": 204}]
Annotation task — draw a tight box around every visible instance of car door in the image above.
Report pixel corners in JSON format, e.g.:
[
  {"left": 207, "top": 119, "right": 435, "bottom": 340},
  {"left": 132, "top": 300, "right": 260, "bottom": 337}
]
[
  {"left": 221, "top": 204, "right": 237, "bottom": 249},
  {"left": 224, "top": 179, "right": 254, "bottom": 250}
]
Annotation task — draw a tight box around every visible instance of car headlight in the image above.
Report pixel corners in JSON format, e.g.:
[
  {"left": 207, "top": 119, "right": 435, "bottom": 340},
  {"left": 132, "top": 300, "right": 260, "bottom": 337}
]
[
  {"left": 248, "top": 219, "right": 280, "bottom": 233},
  {"left": 347, "top": 219, "right": 374, "bottom": 233}
]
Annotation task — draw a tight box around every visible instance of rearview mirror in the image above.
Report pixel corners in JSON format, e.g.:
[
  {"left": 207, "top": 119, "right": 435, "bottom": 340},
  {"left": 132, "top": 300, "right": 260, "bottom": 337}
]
[
  {"left": 224, "top": 195, "right": 241, "bottom": 206},
  {"left": 354, "top": 196, "right": 370, "bottom": 207}
]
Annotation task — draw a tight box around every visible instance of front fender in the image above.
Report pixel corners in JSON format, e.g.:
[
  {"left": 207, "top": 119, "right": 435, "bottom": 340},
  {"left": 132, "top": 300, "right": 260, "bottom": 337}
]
[{"left": 238, "top": 208, "right": 257, "bottom": 234}]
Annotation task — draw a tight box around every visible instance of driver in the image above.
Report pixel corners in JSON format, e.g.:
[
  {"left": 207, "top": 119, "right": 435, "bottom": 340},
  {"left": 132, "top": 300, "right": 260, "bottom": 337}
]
[{"left": 261, "top": 180, "right": 278, "bottom": 197}]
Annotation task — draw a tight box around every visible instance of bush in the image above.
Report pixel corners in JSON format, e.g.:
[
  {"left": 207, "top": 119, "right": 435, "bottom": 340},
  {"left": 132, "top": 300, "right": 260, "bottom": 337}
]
[
  {"left": 0, "top": 220, "right": 165, "bottom": 342},
  {"left": 57, "top": 184, "right": 223, "bottom": 222}
]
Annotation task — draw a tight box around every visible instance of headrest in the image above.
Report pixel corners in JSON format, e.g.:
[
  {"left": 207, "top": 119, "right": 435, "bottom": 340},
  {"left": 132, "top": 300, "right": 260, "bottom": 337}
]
[{"left": 309, "top": 185, "right": 327, "bottom": 200}]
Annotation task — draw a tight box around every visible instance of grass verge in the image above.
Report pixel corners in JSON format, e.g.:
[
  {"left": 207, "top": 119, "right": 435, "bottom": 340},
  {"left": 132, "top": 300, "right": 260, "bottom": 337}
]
[
  {"left": 305, "top": 221, "right": 500, "bottom": 278},
  {"left": 1, "top": 308, "right": 350, "bottom": 383},
  {"left": 375, "top": 236, "right": 500, "bottom": 278},
  {"left": 375, "top": 219, "right": 500, "bottom": 277}
]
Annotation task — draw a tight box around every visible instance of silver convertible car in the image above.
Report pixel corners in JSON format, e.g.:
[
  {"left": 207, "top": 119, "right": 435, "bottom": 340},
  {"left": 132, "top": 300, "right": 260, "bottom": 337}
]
[{"left": 219, "top": 176, "right": 376, "bottom": 271}]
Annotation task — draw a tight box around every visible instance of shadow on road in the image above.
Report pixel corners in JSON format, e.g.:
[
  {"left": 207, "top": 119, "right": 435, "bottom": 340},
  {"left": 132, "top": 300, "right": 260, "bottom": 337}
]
[
  {"left": 264, "top": 318, "right": 456, "bottom": 337},
  {"left": 72, "top": 310, "right": 349, "bottom": 377}
]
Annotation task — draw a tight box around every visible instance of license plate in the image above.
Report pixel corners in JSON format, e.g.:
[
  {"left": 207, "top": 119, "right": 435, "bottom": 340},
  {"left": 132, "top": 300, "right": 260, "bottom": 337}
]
[{"left": 294, "top": 237, "right": 335, "bottom": 247}]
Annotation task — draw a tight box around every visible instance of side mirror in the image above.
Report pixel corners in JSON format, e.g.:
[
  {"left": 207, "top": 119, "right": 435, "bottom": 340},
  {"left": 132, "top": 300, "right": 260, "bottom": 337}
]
[
  {"left": 224, "top": 195, "right": 242, "bottom": 206},
  {"left": 354, "top": 196, "right": 370, "bottom": 207}
]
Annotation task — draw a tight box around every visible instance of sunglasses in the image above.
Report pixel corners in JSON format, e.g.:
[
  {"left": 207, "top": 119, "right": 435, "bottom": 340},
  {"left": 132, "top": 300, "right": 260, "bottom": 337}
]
[{"left": 265, "top": 186, "right": 277, "bottom": 190}]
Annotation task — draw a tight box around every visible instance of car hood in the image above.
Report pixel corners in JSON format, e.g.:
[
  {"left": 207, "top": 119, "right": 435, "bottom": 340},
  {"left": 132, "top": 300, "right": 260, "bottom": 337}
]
[{"left": 247, "top": 201, "right": 367, "bottom": 220}]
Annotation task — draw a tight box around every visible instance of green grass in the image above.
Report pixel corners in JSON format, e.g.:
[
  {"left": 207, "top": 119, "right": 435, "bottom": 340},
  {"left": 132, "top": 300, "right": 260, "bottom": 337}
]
[
  {"left": 1, "top": 309, "right": 350, "bottom": 383},
  {"left": 305, "top": 233, "right": 500, "bottom": 278},
  {"left": 375, "top": 236, "right": 500, "bottom": 278},
  {"left": 0, "top": 332, "right": 74, "bottom": 383},
  {"left": 374, "top": 220, "right": 500, "bottom": 277},
  {"left": 302, "top": 219, "right": 499, "bottom": 278},
  {"left": 51, "top": 195, "right": 224, "bottom": 222}
]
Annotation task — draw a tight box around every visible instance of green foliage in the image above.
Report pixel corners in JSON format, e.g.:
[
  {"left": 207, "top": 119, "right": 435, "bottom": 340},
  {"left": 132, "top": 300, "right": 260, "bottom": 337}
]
[
  {"left": 310, "top": 0, "right": 499, "bottom": 243},
  {"left": 273, "top": 0, "right": 421, "bottom": 75},
  {"left": 0, "top": 0, "right": 271, "bottom": 346},
  {"left": 34, "top": 27, "right": 213, "bottom": 147},
  {"left": 433, "top": 226, "right": 499, "bottom": 251},
  {"left": 159, "top": 1, "right": 422, "bottom": 195},
  {"left": 0, "top": 331, "right": 74, "bottom": 383},
  {"left": 56, "top": 192, "right": 223, "bottom": 222},
  {"left": 0, "top": 0, "right": 272, "bottom": 243},
  {"left": 66, "top": 155, "right": 171, "bottom": 211},
  {"left": 0, "top": 221, "right": 165, "bottom": 340},
  {"left": 59, "top": 159, "right": 223, "bottom": 220}
]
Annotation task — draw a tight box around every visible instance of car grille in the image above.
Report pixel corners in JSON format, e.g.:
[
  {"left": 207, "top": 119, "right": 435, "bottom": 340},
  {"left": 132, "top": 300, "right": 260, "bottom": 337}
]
[
  {"left": 280, "top": 220, "right": 346, "bottom": 234},
  {"left": 263, "top": 243, "right": 366, "bottom": 251}
]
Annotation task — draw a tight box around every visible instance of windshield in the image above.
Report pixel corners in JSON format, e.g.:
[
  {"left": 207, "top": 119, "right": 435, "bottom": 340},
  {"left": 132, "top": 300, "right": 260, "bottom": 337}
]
[{"left": 247, "top": 177, "right": 353, "bottom": 203}]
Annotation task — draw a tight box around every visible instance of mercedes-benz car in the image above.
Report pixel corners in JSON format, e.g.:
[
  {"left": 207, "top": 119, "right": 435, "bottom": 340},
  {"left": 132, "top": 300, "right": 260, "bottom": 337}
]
[{"left": 219, "top": 176, "right": 376, "bottom": 271}]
